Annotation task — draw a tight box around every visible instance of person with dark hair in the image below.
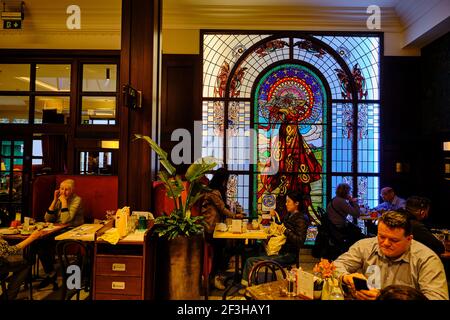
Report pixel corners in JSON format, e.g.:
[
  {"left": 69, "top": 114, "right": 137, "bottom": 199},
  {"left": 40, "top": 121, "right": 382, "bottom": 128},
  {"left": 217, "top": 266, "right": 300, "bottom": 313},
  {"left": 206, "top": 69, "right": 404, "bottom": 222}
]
[
  {"left": 377, "top": 284, "right": 428, "bottom": 300},
  {"left": 334, "top": 210, "right": 448, "bottom": 300},
  {"left": 200, "top": 168, "right": 244, "bottom": 290},
  {"left": 326, "top": 183, "right": 364, "bottom": 249},
  {"left": 240, "top": 191, "right": 309, "bottom": 287},
  {"left": 403, "top": 196, "right": 445, "bottom": 255}
]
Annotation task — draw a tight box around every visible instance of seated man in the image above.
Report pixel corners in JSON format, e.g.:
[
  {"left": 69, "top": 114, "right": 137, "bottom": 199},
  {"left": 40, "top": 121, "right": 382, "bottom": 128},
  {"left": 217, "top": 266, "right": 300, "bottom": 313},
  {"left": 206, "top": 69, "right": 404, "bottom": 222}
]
[
  {"left": 38, "top": 179, "right": 84, "bottom": 289},
  {"left": 373, "top": 187, "right": 406, "bottom": 212},
  {"left": 0, "top": 230, "right": 44, "bottom": 299},
  {"left": 403, "top": 196, "right": 445, "bottom": 255},
  {"left": 334, "top": 210, "right": 448, "bottom": 300}
]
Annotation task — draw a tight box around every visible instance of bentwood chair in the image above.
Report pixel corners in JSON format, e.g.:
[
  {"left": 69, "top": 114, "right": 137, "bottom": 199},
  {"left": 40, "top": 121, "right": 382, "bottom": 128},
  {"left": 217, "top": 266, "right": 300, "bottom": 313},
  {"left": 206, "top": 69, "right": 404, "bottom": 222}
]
[
  {"left": 56, "top": 239, "right": 91, "bottom": 300},
  {"left": 247, "top": 260, "right": 287, "bottom": 286}
]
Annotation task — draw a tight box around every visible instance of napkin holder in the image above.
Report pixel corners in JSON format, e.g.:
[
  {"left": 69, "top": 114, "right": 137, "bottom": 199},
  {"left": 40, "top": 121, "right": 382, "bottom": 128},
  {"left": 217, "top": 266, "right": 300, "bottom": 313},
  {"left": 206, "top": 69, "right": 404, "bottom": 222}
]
[{"left": 231, "top": 219, "right": 242, "bottom": 233}]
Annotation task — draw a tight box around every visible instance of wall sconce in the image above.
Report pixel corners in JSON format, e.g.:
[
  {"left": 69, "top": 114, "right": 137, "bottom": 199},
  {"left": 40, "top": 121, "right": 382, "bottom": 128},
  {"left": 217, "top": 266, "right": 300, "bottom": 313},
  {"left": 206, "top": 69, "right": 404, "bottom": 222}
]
[
  {"left": 395, "top": 162, "right": 410, "bottom": 173},
  {"left": 101, "top": 140, "right": 119, "bottom": 149},
  {"left": 443, "top": 141, "right": 450, "bottom": 151},
  {"left": 123, "top": 84, "right": 142, "bottom": 109},
  {"left": 445, "top": 157, "right": 450, "bottom": 181},
  {"left": 106, "top": 68, "right": 110, "bottom": 80}
]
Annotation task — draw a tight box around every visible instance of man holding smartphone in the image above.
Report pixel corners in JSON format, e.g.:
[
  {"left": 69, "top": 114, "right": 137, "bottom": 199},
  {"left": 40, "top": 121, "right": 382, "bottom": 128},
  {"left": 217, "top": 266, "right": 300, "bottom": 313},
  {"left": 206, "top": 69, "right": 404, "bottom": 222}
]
[{"left": 333, "top": 210, "right": 448, "bottom": 300}]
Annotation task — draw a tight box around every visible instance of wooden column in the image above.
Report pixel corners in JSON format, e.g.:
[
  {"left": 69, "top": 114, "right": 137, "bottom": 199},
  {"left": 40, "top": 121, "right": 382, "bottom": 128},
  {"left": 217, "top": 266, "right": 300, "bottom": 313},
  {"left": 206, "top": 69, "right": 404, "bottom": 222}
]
[{"left": 119, "top": 0, "right": 161, "bottom": 210}]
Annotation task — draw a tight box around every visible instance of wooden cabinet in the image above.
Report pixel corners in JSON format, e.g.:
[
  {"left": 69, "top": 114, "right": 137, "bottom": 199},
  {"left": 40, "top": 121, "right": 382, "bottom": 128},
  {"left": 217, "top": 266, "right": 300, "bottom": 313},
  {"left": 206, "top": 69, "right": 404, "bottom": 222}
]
[{"left": 92, "top": 231, "right": 155, "bottom": 300}]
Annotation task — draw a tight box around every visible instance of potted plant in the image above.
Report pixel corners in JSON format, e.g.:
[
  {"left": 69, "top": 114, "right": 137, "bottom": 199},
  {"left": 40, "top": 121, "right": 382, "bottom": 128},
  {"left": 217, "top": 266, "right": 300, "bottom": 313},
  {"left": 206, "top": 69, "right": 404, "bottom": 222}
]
[{"left": 134, "top": 134, "right": 216, "bottom": 299}]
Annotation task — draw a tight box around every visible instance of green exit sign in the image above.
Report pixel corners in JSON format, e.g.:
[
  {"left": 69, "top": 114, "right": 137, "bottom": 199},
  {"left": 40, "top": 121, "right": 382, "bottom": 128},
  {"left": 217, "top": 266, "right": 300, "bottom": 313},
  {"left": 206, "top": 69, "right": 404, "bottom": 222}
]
[{"left": 3, "top": 20, "right": 22, "bottom": 29}]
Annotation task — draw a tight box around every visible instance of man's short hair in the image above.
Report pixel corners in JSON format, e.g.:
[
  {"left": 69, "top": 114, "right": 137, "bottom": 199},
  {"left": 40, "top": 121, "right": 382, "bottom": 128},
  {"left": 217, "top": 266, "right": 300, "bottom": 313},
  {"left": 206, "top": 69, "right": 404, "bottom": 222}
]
[
  {"left": 380, "top": 187, "right": 394, "bottom": 196},
  {"left": 406, "top": 196, "right": 431, "bottom": 214},
  {"left": 377, "top": 285, "right": 428, "bottom": 300},
  {"left": 379, "top": 210, "right": 412, "bottom": 236}
]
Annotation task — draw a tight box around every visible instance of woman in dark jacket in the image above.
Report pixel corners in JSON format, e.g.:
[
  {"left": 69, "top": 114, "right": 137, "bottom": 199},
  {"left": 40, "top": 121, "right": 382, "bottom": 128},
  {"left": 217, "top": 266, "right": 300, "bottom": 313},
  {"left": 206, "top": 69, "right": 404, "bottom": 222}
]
[{"left": 241, "top": 191, "right": 309, "bottom": 286}]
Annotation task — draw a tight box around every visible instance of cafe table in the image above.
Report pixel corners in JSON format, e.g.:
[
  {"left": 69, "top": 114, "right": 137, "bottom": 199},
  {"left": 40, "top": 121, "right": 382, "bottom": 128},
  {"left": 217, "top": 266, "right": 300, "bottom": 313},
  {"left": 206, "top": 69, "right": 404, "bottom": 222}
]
[
  {"left": 213, "top": 224, "right": 268, "bottom": 298},
  {"left": 0, "top": 223, "right": 68, "bottom": 241},
  {"left": 0, "top": 223, "right": 69, "bottom": 300},
  {"left": 55, "top": 223, "right": 105, "bottom": 242},
  {"left": 246, "top": 279, "right": 311, "bottom": 300}
]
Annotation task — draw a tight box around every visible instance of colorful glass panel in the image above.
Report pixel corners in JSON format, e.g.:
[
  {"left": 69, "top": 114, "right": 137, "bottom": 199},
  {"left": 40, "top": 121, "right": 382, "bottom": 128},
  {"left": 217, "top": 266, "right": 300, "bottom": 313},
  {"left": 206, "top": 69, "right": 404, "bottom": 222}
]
[
  {"left": 201, "top": 32, "right": 381, "bottom": 216},
  {"left": 358, "top": 103, "right": 380, "bottom": 173},
  {"left": 332, "top": 103, "right": 353, "bottom": 173},
  {"left": 227, "top": 101, "right": 251, "bottom": 171},
  {"left": 202, "top": 100, "right": 224, "bottom": 164},
  {"left": 316, "top": 35, "right": 380, "bottom": 100},
  {"left": 254, "top": 64, "right": 326, "bottom": 221},
  {"left": 203, "top": 34, "right": 270, "bottom": 97}
]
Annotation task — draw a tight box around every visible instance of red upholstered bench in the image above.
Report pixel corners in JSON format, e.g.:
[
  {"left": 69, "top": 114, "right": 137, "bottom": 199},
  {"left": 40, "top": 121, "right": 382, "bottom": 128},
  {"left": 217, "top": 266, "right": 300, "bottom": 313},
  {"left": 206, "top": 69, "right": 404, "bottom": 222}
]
[{"left": 31, "top": 175, "right": 118, "bottom": 223}]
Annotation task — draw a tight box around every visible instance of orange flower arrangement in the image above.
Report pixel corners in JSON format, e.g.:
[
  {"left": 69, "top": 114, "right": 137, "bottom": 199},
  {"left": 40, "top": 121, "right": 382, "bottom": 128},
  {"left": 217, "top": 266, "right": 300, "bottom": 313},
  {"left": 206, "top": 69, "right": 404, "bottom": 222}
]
[{"left": 313, "top": 258, "right": 336, "bottom": 279}]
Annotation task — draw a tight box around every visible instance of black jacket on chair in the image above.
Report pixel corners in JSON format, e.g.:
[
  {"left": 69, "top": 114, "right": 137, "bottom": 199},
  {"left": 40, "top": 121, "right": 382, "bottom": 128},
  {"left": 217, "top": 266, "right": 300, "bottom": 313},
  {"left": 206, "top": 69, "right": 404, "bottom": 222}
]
[
  {"left": 278, "top": 210, "right": 309, "bottom": 256},
  {"left": 409, "top": 218, "right": 445, "bottom": 255}
]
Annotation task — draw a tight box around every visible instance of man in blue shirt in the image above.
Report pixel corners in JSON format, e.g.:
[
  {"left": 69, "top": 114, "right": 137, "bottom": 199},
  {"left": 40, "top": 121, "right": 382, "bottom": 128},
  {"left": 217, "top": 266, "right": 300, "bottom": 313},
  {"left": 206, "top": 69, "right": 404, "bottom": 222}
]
[{"left": 374, "top": 187, "right": 406, "bottom": 212}]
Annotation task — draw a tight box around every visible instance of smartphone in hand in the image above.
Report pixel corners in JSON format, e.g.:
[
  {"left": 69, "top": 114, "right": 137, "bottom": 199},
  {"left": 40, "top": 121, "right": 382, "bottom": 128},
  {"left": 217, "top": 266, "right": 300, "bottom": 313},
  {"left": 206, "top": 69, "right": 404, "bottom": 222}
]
[{"left": 353, "top": 277, "right": 369, "bottom": 291}]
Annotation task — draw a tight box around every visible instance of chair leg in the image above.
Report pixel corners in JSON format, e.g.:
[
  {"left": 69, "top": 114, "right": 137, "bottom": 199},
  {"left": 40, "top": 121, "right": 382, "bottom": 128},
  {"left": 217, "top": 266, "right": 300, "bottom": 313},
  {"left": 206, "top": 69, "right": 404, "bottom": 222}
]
[
  {"left": 28, "top": 267, "right": 33, "bottom": 300},
  {"left": 203, "top": 275, "right": 209, "bottom": 301},
  {"left": 1, "top": 280, "right": 8, "bottom": 300}
]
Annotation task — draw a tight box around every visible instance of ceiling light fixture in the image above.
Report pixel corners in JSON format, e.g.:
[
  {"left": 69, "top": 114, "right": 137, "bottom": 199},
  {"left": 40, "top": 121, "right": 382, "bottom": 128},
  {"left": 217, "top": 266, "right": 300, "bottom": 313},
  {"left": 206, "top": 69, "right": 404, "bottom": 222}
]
[{"left": 15, "top": 76, "right": 58, "bottom": 91}]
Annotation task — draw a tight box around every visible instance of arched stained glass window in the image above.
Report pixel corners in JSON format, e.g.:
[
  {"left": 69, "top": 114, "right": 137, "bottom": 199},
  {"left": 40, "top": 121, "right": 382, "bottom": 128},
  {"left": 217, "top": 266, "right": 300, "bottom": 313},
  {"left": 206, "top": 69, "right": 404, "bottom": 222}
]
[{"left": 202, "top": 31, "right": 381, "bottom": 220}]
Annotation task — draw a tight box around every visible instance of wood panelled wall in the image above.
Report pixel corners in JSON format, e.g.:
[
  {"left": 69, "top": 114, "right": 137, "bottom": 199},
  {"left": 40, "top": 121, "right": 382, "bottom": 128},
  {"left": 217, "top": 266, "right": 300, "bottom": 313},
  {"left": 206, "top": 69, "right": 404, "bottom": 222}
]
[
  {"left": 375, "top": 33, "right": 450, "bottom": 227},
  {"left": 119, "top": 0, "right": 161, "bottom": 214},
  {"left": 160, "top": 54, "right": 201, "bottom": 174}
]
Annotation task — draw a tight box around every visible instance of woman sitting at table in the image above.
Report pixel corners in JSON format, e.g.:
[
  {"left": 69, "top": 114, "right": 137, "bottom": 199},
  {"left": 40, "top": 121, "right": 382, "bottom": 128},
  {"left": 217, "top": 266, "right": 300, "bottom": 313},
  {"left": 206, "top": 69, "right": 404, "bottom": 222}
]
[
  {"left": 0, "top": 230, "right": 44, "bottom": 299},
  {"left": 326, "top": 183, "right": 365, "bottom": 250},
  {"left": 241, "top": 191, "right": 309, "bottom": 287},
  {"left": 44, "top": 179, "right": 84, "bottom": 228},
  {"left": 38, "top": 179, "right": 84, "bottom": 289},
  {"left": 201, "top": 168, "right": 244, "bottom": 290}
]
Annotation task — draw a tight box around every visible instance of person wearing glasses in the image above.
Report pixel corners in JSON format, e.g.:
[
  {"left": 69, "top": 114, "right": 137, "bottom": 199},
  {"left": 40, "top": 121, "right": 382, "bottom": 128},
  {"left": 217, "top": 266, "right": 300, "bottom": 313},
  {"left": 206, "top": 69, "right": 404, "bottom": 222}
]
[{"left": 373, "top": 187, "right": 406, "bottom": 212}]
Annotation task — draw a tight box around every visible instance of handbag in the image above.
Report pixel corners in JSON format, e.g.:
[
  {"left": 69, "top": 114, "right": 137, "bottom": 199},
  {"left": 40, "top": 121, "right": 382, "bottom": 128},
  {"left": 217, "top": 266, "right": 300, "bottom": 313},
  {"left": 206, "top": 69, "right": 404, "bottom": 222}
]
[{"left": 264, "top": 212, "right": 287, "bottom": 256}]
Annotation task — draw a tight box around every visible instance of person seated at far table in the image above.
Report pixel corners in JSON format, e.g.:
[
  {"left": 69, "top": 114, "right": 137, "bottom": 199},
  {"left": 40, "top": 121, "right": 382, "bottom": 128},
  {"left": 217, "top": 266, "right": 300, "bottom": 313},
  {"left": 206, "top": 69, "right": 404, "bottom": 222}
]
[
  {"left": 200, "top": 168, "right": 244, "bottom": 290},
  {"left": 401, "top": 196, "right": 445, "bottom": 256},
  {"left": 37, "top": 179, "right": 84, "bottom": 290},
  {"left": 326, "top": 183, "right": 365, "bottom": 249},
  {"left": 334, "top": 210, "right": 449, "bottom": 300},
  {"left": 373, "top": 187, "right": 406, "bottom": 212},
  {"left": 377, "top": 284, "right": 428, "bottom": 300},
  {"left": 44, "top": 179, "right": 84, "bottom": 228},
  {"left": 241, "top": 191, "right": 309, "bottom": 288},
  {"left": 0, "top": 230, "right": 44, "bottom": 300}
]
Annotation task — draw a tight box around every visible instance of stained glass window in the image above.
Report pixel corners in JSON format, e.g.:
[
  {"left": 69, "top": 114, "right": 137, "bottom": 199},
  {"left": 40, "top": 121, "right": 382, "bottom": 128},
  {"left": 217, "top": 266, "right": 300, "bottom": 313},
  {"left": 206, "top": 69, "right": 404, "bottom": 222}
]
[{"left": 202, "top": 32, "right": 381, "bottom": 219}]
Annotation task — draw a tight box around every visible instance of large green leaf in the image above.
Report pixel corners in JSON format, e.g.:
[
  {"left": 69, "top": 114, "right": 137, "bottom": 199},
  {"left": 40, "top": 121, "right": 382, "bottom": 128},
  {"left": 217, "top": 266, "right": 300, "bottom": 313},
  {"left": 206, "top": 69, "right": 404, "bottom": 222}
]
[
  {"left": 134, "top": 134, "right": 176, "bottom": 176},
  {"left": 185, "top": 156, "right": 217, "bottom": 182}
]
